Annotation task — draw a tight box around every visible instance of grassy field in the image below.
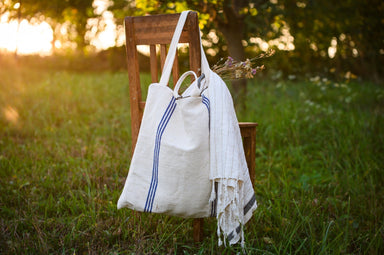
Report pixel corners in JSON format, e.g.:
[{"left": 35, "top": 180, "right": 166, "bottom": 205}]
[{"left": 0, "top": 64, "right": 383, "bottom": 254}]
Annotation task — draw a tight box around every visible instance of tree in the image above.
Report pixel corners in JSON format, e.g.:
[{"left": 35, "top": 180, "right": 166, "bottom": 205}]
[
  {"left": 187, "top": 0, "right": 276, "bottom": 101},
  {"left": 280, "top": 0, "right": 384, "bottom": 80},
  {"left": 109, "top": 0, "right": 280, "bottom": 102}
]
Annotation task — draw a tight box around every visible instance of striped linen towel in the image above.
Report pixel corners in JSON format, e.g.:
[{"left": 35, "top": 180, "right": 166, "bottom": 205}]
[{"left": 206, "top": 71, "right": 257, "bottom": 247}]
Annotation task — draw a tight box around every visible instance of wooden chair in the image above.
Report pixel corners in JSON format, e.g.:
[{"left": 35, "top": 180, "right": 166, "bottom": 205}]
[{"left": 124, "top": 11, "right": 257, "bottom": 242}]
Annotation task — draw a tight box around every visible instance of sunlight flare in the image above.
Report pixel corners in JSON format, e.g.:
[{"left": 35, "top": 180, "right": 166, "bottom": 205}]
[
  {"left": 0, "top": 18, "right": 53, "bottom": 55},
  {"left": 0, "top": 0, "right": 120, "bottom": 55},
  {"left": 3, "top": 106, "right": 19, "bottom": 125}
]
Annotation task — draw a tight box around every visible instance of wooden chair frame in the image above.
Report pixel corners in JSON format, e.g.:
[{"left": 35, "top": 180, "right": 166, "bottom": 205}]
[{"left": 124, "top": 11, "right": 257, "bottom": 242}]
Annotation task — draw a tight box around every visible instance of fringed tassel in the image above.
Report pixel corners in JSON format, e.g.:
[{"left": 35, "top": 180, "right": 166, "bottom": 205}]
[
  {"left": 240, "top": 181, "right": 246, "bottom": 249},
  {"left": 241, "top": 224, "right": 245, "bottom": 250},
  {"left": 209, "top": 180, "right": 216, "bottom": 203}
]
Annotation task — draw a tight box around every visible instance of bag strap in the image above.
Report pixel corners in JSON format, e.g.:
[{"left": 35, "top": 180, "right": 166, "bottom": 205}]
[
  {"left": 159, "top": 11, "right": 212, "bottom": 87},
  {"left": 200, "top": 41, "right": 210, "bottom": 80},
  {"left": 159, "top": 11, "right": 190, "bottom": 86}
]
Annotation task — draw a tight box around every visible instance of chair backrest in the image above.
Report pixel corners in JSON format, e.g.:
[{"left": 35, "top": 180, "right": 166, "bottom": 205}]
[{"left": 124, "top": 12, "right": 201, "bottom": 150}]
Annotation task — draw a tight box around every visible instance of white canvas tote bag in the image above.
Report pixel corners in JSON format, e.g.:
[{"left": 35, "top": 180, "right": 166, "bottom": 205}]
[{"left": 117, "top": 11, "right": 214, "bottom": 218}]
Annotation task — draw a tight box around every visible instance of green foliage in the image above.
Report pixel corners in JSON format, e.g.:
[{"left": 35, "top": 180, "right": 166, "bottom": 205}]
[
  {"left": 107, "top": 0, "right": 384, "bottom": 81},
  {"left": 277, "top": 0, "right": 384, "bottom": 80},
  {"left": 1, "top": 66, "right": 383, "bottom": 253},
  {"left": 108, "top": 0, "right": 280, "bottom": 103}
]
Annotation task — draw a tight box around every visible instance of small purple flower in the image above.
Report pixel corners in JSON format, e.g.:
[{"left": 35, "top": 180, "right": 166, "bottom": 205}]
[
  {"left": 252, "top": 68, "right": 257, "bottom": 75},
  {"left": 226, "top": 56, "right": 233, "bottom": 67}
]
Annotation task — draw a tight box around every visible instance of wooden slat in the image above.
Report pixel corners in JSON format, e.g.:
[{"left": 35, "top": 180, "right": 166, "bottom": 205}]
[
  {"left": 188, "top": 12, "right": 201, "bottom": 76},
  {"left": 136, "top": 33, "right": 190, "bottom": 45},
  {"left": 125, "top": 16, "right": 143, "bottom": 151},
  {"left": 150, "top": 45, "right": 158, "bottom": 83},
  {"left": 160, "top": 44, "right": 167, "bottom": 73},
  {"left": 131, "top": 13, "right": 190, "bottom": 45},
  {"left": 172, "top": 48, "right": 179, "bottom": 87}
]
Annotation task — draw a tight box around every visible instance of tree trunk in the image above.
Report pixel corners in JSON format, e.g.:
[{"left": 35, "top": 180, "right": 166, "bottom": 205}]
[
  {"left": 221, "top": 28, "right": 247, "bottom": 105},
  {"left": 216, "top": 2, "right": 247, "bottom": 109}
]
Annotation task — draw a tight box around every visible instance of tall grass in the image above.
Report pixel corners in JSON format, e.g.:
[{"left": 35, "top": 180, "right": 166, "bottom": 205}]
[
  {"left": 0, "top": 64, "right": 383, "bottom": 254},
  {"left": 240, "top": 77, "right": 384, "bottom": 254}
]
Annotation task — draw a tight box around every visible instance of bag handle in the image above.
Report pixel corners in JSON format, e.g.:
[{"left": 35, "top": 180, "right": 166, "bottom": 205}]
[
  {"left": 173, "top": 71, "right": 198, "bottom": 98},
  {"left": 159, "top": 11, "right": 190, "bottom": 86}
]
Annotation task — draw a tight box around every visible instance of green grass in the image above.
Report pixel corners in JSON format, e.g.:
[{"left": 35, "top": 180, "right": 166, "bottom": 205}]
[{"left": 0, "top": 65, "right": 383, "bottom": 254}]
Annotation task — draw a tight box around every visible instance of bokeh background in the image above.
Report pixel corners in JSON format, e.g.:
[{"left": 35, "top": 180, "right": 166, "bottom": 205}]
[{"left": 1, "top": 0, "right": 383, "bottom": 254}]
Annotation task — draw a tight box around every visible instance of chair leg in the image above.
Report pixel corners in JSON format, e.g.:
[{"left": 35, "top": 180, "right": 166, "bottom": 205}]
[
  {"left": 193, "top": 218, "right": 204, "bottom": 242},
  {"left": 239, "top": 123, "right": 257, "bottom": 186},
  {"left": 242, "top": 133, "right": 256, "bottom": 185}
]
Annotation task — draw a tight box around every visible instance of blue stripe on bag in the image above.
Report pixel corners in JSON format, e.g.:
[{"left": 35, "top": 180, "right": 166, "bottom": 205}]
[
  {"left": 144, "top": 97, "right": 177, "bottom": 212},
  {"left": 202, "top": 95, "right": 210, "bottom": 130},
  {"left": 202, "top": 95, "right": 210, "bottom": 113}
]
